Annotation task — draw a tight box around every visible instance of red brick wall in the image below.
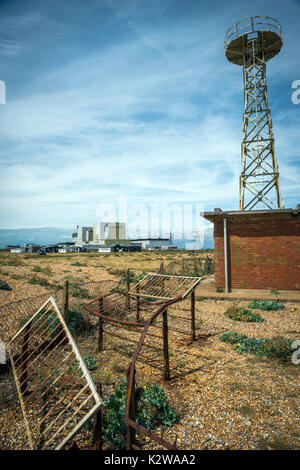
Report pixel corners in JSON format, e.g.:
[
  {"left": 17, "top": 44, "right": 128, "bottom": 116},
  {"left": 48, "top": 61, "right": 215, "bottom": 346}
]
[{"left": 214, "top": 213, "right": 300, "bottom": 290}]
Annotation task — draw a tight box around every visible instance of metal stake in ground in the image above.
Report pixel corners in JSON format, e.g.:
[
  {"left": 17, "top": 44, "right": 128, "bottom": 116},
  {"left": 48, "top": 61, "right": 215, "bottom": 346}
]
[
  {"left": 98, "top": 298, "right": 103, "bottom": 352},
  {"left": 126, "top": 269, "right": 130, "bottom": 311},
  {"left": 162, "top": 309, "right": 170, "bottom": 381},
  {"left": 191, "top": 291, "right": 196, "bottom": 341},
  {"left": 126, "top": 364, "right": 137, "bottom": 449},
  {"left": 63, "top": 280, "right": 69, "bottom": 325}
]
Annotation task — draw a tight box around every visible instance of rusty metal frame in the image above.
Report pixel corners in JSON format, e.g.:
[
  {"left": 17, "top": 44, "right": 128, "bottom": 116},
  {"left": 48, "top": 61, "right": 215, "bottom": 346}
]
[
  {"left": 8, "top": 297, "right": 102, "bottom": 450},
  {"left": 129, "top": 273, "right": 201, "bottom": 300},
  {"left": 84, "top": 273, "right": 201, "bottom": 450}
]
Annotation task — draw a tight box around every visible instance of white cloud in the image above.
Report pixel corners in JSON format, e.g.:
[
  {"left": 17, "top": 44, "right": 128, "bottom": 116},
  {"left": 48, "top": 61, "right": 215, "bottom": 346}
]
[{"left": 0, "top": 0, "right": 299, "bottom": 229}]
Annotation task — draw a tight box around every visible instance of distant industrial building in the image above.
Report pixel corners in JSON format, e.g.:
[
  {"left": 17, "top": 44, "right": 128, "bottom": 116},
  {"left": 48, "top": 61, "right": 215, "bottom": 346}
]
[
  {"left": 130, "top": 238, "right": 171, "bottom": 250},
  {"left": 93, "top": 222, "right": 126, "bottom": 245},
  {"left": 99, "top": 244, "right": 142, "bottom": 253},
  {"left": 10, "top": 243, "right": 41, "bottom": 253},
  {"left": 76, "top": 226, "right": 93, "bottom": 245},
  {"left": 66, "top": 223, "right": 175, "bottom": 252}
]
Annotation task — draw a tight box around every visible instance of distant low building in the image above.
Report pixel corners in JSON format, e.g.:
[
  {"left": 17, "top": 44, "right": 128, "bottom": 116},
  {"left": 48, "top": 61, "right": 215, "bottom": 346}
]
[
  {"left": 130, "top": 238, "right": 170, "bottom": 250},
  {"left": 99, "top": 244, "right": 141, "bottom": 253},
  {"left": 24, "top": 243, "right": 41, "bottom": 253},
  {"left": 10, "top": 243, "right": 40, "bottom": 253},
  {"left": 10, "top": 246, "right": 24, "bottom": 253}
]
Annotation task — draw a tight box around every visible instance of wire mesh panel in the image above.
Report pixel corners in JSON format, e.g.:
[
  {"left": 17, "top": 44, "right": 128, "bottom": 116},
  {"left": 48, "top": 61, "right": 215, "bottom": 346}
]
[
  {"left": 129, "top": 274, "right": 201, "bottom": 300},
  {"left": 8, "top": 297, "right": 102, "bottom": 450}
]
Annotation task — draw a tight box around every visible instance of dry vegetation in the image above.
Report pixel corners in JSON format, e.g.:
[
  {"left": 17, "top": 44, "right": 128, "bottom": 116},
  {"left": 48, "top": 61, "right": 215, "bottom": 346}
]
[{"left": 0, "top": 249, "right": 299, "bottom": 451}]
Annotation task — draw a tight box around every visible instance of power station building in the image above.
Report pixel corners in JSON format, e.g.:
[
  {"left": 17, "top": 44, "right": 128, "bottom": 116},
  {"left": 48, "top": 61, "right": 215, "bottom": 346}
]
[
  {"left": 72, "top": 222, "right": 172, "bottom": 251},
  {"left": 93, "top": 222, "right": 126, "bottom": 245}
]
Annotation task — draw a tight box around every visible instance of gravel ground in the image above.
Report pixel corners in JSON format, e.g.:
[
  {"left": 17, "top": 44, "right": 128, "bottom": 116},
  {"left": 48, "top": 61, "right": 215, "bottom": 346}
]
[
  {"left": 0, "top": 253, "right": 299, "bottom": 451},
  {"left": 1, "top": 296, "right": 299, "bottom": 451},
  {"left": 0, "top": 260, "right": 114, "bottom": 307}
]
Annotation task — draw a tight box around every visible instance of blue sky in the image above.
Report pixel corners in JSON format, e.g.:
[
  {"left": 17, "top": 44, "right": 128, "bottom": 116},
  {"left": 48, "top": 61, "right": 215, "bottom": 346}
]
[{"left": 0, "top": 0, "right": 299, "bottom": 241}]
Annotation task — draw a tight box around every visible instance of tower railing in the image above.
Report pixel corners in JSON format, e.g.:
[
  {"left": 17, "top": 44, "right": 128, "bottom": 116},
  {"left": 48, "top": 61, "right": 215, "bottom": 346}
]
[{"left": 225, "top": 16, "right": 282, "bottom": 51}]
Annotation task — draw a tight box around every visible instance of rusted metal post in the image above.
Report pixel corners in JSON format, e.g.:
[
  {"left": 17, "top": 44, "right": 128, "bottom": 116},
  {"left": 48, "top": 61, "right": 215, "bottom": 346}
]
[
  {"left": 126, "top": 268, "right": 130, "bottom": 311},
  {"left": 63, "top": 280, "right": 69, "bottom": 325},
  {"left": 126, "top": 365, "right": 137, "bottom": 450},
  {"left": 198, "top": 259, "right": 202, "bottom": 275},
  {"left": 20, "top": 322, "right": 31, "bottom": 394},
  {"left": 193, "top": 258, "right": 198, "bottom": 276},
  {"left": 136, "top": 284, "right": 140, "bottom": 322},
  {"left": 162, "top": 309, "right": 170, "bottom": 380},
  {"left": 93, "top": 382, "right": 103, "bottom": 450},
  {"left": 191, "top": 291, "right": 196, "bottom": 341},
  {"left": 160, "top": 262, "right": 165, "bottom": 295},
  {"left": 98, "top": 298, "right": 103, "bottom": 352},
  {"left": 182, "top": 258, "right": 185, "bottom": 276}
]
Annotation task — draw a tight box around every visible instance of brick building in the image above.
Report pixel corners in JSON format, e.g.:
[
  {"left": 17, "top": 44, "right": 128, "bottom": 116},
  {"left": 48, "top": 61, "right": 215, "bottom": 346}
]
[{"left": 204, "top": 206, "right": 300, "bottom": 291}]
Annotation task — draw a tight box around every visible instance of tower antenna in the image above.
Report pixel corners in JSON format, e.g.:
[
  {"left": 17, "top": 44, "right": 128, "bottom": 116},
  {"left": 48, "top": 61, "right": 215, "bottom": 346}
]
[{"left": 225, "top": 16, "right": 284, "bottom": 210}]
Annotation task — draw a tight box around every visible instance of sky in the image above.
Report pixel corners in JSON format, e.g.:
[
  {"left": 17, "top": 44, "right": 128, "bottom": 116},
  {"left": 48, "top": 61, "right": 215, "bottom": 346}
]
[{"left": 0, "top": 0, "right": 299, "bottom": 242}]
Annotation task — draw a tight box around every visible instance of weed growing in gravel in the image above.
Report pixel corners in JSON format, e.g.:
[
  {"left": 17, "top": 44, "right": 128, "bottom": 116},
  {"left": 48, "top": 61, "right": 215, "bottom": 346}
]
[
  {"left": 98, "top": 379, "right": 178, "bottom": 449},
  {"left": 84, "top": 355, "right": 98, "bottom": 371},
  {"left": 224, "top": 306, "right": 264, "bottom": 322},
  {"left": 32, "top": 265, "right": 52, "bottom": 275},
  {"left": 248, "top": 300, "right": 284, "bottom": 311},
  {"left": 119, "top": 272, "right": 146, "bottom": 284},
  {"left": 0, "top": 279, "right": 13, "bottom": 290},
  {"left": 219, "top": 331, "right": 294, "bottom": 362},
  {"left": 106, "top": 268, "right": 126, "bottom": 277},
  {"left": 28, "top": 276, "right": 50, "bottom": 287},
  {"left": 0, "top": 257, "right": 24, "bottom": 267},
  {"left": 69, "top": 284, "right": 91, "bottom": 299},
  {"left": 10, "top": 274, "right": 25, "bottom": 280},
  {"left": 0, "top": 269, "right": 9, "bottom": 277},
  {"left": 68, "top": 309, "right": 89, "bottom": 335}
]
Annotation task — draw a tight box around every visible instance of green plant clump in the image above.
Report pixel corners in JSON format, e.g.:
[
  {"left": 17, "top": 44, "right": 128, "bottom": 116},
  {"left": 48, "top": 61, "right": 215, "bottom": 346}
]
[
  {"left": 110, "top": 287, "right": 126, "bottom": 294},
  {"left": 224, "top": 306, "right": 264, "bottom": 322},
  {"left": 83, "top": 355, "right": 98, "bottom": 371},
  {"left": 69, "top": 284, "right": 91, "bottom": 299},
  {"left": 219, "top": 331, "right": 294, "bottom": 362},
  {"left": 28, "top": 276, "right": 50, "bottom": 287},
  {"left": 68, "top": 309, "right": 87, "bottom": 335},
  {"left": 37, "top": 308, "right": 63, "bottom": 341},
  {"left": 1, "top": 256, "right": 24, "bottom": 267},
  {"left": 248, "top": 300, "right": 284, "bottom": 311},
  {"left": 32, "top": 265, "right": 42, "bottom": 272},
  {"left": 0, "top": 279, "right": 13, "bottom": 291},
  {"left": 120, "top": 272, "right": 146, "bottom": 284},
  {"left": 32, "top": 265, "right": 52, "bottom": 275},
  {"left": 101, "top": 379, "right": 178, "bottom": 449}
]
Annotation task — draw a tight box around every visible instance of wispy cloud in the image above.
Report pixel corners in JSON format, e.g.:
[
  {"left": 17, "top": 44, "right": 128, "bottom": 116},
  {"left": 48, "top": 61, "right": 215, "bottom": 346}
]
[{"left": 0, "top": 0, "right": 299, "bottom": 232}]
